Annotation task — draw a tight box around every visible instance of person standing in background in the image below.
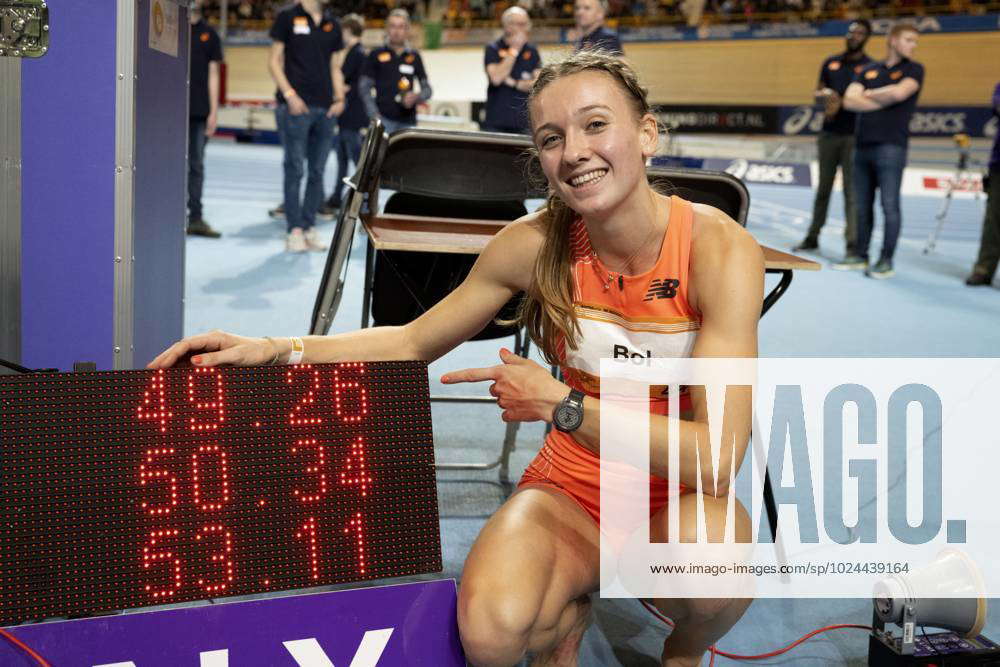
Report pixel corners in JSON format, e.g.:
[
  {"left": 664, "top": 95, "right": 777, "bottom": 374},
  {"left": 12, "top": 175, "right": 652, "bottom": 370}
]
[
  {"left": 268, "top": 0, "right": 345, "bottom": 253},
  {"left": 835, "top": 22, "right": 923, "bottom": 279},
  {"left": 794, "top": 19, "right": 872, "bottom": 256},
  {"left": 358, "top": 9, "right": 432, "bottom": 135},
  {"left": 572, "top": 0, "right": 622, "bottom": 55},
  {"left": 482, "top": 6, "right": 541, "bottom": 134},
  {"left": 187, "top": 0, "right": 224, "bottom": 238},
  {"left": 324, "top": 13, "right": 368, "bottom": 214},
  {"left": 965, "top": 82, "right": 1000, "bottom": 287}
]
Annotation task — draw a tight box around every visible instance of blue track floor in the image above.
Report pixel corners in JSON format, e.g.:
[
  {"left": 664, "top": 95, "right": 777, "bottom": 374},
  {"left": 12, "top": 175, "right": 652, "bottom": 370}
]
[{"left": 182, "top": 139, "right": 1000, "bottom": 665}]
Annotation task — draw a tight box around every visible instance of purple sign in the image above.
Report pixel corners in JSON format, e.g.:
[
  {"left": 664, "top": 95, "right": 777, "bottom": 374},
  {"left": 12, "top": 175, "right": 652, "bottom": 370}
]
[{"left": 2, "top": 580, "right": 464, "bottom": 666}]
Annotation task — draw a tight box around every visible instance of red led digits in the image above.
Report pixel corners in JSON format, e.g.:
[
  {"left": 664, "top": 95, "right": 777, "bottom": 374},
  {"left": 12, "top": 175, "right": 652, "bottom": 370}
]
[
  {"left": 288, "top": 366, "right": 323, "bottom": 426},
  {"left": 339, "top": 436, "right": 372, "bottom": 498},
  {"left": 187, "top": 368, "right": 225, "bottom": 431},
  {"left": 0, "top": 362, "right": 441, "bottom": 626},
  {"left": 295, "top": 517, "right": 321, "bottom": 580},
  {"left": 292, "top": 438, "right": 326, "bottom": 502},
  {"left": 139, "top": 370, "right": 234, "bottom": 602},
  {"left": 195, "top": 525, "right": 234, "bottom": 593},
  {"left": 139, "top": 448, "right": 178, "bottom": 515},
  {"left": 142, "top": 529, "right": 182, "bottom": 598},
  {"left": 344, "top": 512, "right": 366, "bottom": 575},
  {"left": 137, "top": 369, "right": 172, "bottom": 432},
  {"left": 191, "top": 444, "right": 230, "bottom": 511},
  {"left": 333, "top": 363, "right": 368, "bottom": 423}
]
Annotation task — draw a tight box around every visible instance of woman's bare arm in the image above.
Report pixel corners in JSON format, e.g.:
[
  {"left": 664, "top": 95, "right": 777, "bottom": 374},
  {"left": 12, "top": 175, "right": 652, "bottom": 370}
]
[
  {"left": 148, "top": 215, "right": 544, "bottom": 369},
  {"left": 557, "top": 206, "right": 764, "bottom": 495}
]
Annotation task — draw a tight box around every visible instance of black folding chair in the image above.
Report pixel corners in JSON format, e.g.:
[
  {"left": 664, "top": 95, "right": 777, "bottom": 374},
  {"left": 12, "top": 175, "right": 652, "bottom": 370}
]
[
  {"left": 312, "top": 126, "right": 783, "bottom": 538},
  {"left": 311, "top": 118, "right": 389, "bottom": 334},
  {"left": 312, "top": 126, "right": 547, "bottom": 489}
]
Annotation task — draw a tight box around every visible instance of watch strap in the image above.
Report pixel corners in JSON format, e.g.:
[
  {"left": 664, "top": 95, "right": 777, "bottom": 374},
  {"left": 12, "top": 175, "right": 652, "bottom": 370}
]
[{"left": 565, "top": 388, "right": 585, "bottom": 408}]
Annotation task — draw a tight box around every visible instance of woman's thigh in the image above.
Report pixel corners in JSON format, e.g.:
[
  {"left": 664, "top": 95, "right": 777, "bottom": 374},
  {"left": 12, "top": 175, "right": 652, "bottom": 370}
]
[{"left": 459, "top": 485, "right": 601, "bottom": 630}]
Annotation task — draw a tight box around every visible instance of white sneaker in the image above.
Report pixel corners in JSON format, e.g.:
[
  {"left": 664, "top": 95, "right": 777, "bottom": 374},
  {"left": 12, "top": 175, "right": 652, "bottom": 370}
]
[
  {"left": 286, "top": 228, "right": 307, "bottom": 253},
  {"left": 304, "top": 228, "right": 328, "bottom": 252}
]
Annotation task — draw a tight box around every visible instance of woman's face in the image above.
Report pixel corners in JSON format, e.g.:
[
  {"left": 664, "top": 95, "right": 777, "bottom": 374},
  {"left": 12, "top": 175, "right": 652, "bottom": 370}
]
[{"left": 530, "top": 71, "right": 657, "bottom": 219}]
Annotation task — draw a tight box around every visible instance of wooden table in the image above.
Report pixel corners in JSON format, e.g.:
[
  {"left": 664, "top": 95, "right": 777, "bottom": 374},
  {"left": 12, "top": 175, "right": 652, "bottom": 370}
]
[{"left": 360, "top": 212, "right": 820, "bottom": 322}]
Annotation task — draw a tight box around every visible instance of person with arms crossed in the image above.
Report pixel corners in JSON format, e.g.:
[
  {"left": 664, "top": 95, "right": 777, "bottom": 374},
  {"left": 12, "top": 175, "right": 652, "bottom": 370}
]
[
  {"left": 835, "top": 22, "right": 923, "bottom": 279},
  {"left": 794, "top": 19, "right": 872, "bottom": 256},
  {"left": 965, "top": 81, "right": 1000, "bottom": 287},
  {"left": 358, "top": 9, "right": 432, "bottom": 135},
  {"left": 268, "top": 0, "right": 345, "bottom": 253},
  {"left": 150, "top": 51, "right": 761, "bottom": 667},
  {"left": 482, "top": 6, "right": 542, "bottom": 134},
  {"left": 324, "top": 13, "right": 368, "bottom": 214},
  {"left": 187, "top": 0, "right": 224, "bottom": 239},
  {"left": 572, "top": 0, "right": 622, "bottom": 56}
]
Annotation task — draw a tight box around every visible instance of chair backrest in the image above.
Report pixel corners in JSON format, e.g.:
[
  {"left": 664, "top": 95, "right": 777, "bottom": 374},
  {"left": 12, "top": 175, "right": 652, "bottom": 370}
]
[
  {"left": 377, "top": 128, "right": 543, "bottom": 202},
  {"left": 647, "top": 166, "right": 749, "bottom": 227},
  {"left": 375, "top": 128, "right": 749, "bottom": 225},
  {"left": 312, "top": 126, "right": 752, "bottom": 335}
]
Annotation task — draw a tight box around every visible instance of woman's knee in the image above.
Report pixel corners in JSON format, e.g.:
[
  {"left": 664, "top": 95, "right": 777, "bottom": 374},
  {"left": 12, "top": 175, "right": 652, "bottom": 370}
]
[
  {"left": 457, "top": 585, "right": 538, "bottom": 666},
  {"left": 656, "top": 493, "right": 752, "bottom": 544},
  {"left": 654, "top": 594, "right": 751, "bottom": 627}
]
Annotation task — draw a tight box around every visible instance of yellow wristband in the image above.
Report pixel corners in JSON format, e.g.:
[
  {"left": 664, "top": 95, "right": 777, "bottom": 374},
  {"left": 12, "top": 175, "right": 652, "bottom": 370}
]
[{"left": 287, "top": 337, "right": 304, "bottom": 365}]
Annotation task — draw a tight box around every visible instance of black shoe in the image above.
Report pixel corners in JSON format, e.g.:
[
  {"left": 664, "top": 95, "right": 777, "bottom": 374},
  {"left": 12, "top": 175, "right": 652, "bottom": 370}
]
[
  {"left": 965, "top": 272, "right": 992, "bottom": 286},
  {"left": 831, "top": 254, "right": 868, "bottom": 271},
  {"left": 268, "top": 204, "right": 285, "bottom": 220},
  {"left": 316, "top": 203, "right": 337, "bottom": 221},
  {"left": 793, "top": 238, "right": 819, "bottom": 252},
  {"left": 187, "top": 219, "right": 221, "bottom": 238},
  {"left": 866, "top": 259, "right": 894, "bottom": 279}
]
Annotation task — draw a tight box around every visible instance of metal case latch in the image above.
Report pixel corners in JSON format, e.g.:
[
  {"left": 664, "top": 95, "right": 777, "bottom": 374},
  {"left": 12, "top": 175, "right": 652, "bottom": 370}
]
[{"left": 0, "top": 0, "right": 49, "bottom": 59}]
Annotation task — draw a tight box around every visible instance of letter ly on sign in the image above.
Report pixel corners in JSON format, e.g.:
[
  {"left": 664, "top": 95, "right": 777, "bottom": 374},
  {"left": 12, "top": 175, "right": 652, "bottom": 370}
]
[{"left": 92, "top": 628, "right": 394, "bottom": 667}]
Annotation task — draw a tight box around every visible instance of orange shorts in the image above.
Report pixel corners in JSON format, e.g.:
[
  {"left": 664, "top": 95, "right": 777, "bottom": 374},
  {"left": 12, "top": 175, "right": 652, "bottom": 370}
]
[{"left": 517, "top": 430, "right": 688, "bottom": 526}]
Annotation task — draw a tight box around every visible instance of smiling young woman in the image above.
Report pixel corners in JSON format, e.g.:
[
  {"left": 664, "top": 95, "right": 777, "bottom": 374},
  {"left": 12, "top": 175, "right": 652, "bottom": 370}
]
[{"left": 148, "top": 50, "right": 764, "bottom": 667}]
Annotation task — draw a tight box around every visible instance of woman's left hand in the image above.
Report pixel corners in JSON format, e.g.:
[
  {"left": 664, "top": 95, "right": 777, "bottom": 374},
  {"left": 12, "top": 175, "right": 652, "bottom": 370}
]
[{"left": 441, "top": 348, "right": 568, "bottom": 423}]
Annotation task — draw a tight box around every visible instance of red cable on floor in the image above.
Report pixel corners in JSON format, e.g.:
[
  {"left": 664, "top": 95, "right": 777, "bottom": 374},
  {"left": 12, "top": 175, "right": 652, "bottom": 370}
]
[
  {"left": 640, "top": 599, "right": 872, "bottom": 665},
  {"left": 0, "top": 627, "right": 50, "bottom": 667}
]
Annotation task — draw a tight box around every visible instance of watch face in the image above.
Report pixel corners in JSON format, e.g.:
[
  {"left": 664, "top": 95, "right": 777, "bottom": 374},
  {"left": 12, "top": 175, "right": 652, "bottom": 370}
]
[{"left": 555, "top": 403, "right": 583, "bottom": 431}]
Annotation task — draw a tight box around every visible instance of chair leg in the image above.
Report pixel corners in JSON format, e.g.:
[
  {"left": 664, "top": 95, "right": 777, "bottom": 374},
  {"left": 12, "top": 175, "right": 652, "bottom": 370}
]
[
  {"left": 497, "top": 328, "right": 528, "bottom": 491},
  {"left": 753, "top": 420, "right": 790, "bottom": 582},
  {"left": 498, "top": 418, "right": 519, "bottom": 492},
  {"left": 763, "top": 469, "right": 779, "bottom": 543}
]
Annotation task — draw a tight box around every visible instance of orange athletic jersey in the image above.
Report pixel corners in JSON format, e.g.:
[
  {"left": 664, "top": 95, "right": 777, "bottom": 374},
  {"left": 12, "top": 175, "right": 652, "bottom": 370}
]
[{"left": 519, "top": 196, "right": 700, "bottom": 524}]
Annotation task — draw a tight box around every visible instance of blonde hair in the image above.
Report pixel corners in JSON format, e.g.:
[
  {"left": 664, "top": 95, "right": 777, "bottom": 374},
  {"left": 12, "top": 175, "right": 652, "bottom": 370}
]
[
  {"left": 888, "top": 21, "right": 918, "bottom": 39},
  {"left": 512, "top": 50, "right": 655, "bottom": 365}
]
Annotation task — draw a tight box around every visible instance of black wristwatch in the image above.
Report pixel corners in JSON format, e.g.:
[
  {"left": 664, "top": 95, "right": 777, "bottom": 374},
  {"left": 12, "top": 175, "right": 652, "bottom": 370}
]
[{"left": 553, "top": 389, "right": 585, "bottom": 433}]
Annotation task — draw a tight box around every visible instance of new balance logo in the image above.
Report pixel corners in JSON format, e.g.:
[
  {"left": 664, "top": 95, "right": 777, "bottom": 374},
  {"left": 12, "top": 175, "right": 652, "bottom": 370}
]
[{"left": 644, "top": 278, "right": 680, "bottom": 301}]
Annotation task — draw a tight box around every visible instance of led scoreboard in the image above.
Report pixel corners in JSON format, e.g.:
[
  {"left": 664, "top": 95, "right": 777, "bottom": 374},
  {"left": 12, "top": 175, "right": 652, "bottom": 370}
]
[{"left": 0, "top": 362, "right": 441, "bottom": 627}]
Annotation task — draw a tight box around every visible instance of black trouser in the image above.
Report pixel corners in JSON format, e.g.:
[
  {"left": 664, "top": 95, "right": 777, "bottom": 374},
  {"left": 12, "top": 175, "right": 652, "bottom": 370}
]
[
  {"left": 187, "top": 117, "right": 208, "bottom": 221},
  {"left": 330, "top": 126, "right": 363, "bottom": 207},
  {"left": 805, "top": 131, "right": 856, "bottom": 252},
  {"left": 853, "top": 142, "right": 907, "bottom": 263},
  {"left": 972, "top": 166, "right": 1000, "bottom": 279}
]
